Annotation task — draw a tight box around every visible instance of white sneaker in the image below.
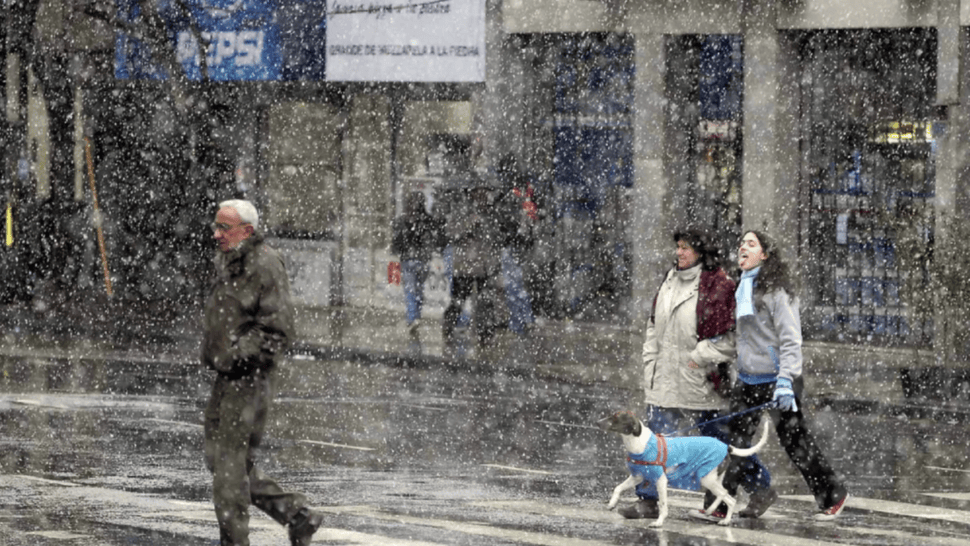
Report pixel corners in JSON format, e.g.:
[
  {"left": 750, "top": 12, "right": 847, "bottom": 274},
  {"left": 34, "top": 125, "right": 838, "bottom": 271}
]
[{"left": 687, "top": 509, "right": 726, "bottom": 523}]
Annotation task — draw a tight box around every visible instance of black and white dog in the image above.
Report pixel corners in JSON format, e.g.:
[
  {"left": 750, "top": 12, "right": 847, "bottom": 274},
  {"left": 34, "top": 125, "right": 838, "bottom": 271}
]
[{"left": 597, "top": 411, "right": 770, "bottom": 527}]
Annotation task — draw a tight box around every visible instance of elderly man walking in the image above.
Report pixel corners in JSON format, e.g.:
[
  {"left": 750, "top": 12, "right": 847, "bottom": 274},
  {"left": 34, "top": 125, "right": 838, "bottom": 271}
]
[{"left": 202, "top": 199, "right": 323, "bottom": 546}]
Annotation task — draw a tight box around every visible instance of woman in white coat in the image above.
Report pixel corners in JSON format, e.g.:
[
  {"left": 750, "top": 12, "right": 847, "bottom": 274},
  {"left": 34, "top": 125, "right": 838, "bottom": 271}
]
[{"left": 619, "top": 227, "right": 773, "bottom": 520}]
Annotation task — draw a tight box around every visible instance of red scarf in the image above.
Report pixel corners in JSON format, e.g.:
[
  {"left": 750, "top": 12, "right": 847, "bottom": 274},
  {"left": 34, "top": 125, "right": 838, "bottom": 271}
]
[{"left": 651, "top": 267, "right": 736, "bottom": 340}]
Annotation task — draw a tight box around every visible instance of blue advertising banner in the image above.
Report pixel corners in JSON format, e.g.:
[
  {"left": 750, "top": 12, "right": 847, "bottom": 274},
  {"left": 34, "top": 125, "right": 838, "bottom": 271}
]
[{"left": 115, "top": 0, "right": 326, "bottom": 81}]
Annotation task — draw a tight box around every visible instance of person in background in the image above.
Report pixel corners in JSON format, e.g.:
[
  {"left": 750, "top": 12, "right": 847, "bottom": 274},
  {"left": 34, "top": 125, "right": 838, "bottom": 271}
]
[
  {"left": 203, "top": 199, "right": 323, "bottom": 546},
  {"left": 443, "top": 180, "right": 504, "bottom": 349},
  {"left": 496, "top": 154, "right": 537, "bottom": 337},
  {"left": 621, "top": 226, "right": 772, "bottom": 519},
  {"left": 693, "top": 230, "right": 849, "bottom": 523},
  {"left": 391, "top": 191, "right": 445, "bottom": 344}
]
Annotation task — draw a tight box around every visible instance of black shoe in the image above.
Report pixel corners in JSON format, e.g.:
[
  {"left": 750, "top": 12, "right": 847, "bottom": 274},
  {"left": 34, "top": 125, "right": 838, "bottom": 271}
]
[
  {"left": 740, "top": 488, "right": 778, "bottom": 518},
  {"left": 289, "top": 508, "right": 324, "bottom": 546},
  {"left": 618, "top": 499, "right": 660, "bottom": 519}
]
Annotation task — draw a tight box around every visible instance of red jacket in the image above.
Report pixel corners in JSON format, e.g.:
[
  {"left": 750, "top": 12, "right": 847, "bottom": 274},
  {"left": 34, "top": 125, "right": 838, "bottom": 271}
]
[{"left": 696, "top": 268, "right": 737, "bottom": 340}]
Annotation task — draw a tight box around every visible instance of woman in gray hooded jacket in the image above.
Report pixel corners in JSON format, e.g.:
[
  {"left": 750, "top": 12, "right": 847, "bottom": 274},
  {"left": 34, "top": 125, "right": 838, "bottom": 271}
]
[{"left": 696, "top": 230, "right": 849, "bottom": 523}]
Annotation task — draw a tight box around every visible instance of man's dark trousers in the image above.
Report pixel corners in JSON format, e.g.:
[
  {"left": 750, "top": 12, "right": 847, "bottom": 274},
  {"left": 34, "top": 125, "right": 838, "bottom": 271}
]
[{"left": 204, "top": 370, "right": 311, "bottom": 546}]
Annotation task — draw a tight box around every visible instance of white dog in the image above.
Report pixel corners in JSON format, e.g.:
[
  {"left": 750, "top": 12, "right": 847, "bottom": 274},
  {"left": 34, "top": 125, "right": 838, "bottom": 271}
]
[{"left": 597, "top": 411, "right": 770, "bottom": 527}]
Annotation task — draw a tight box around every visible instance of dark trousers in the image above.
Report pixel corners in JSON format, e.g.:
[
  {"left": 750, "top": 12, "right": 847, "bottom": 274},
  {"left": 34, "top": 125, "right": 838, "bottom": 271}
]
[
  {"left": 204, "top": 371, "right": 310, "bottom": 546},
  {"left": 722, "top": 379, "right": 847, "bottom": 510},
  {"left": 443, "top": 275, "right": 495, "bottom": 344}
]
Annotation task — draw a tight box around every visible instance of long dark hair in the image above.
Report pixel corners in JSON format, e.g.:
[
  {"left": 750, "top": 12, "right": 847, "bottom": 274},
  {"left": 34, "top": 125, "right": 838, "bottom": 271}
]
[
  {"left": 674, "top": 226, "right": 723, "bottom": 272},
  {"left": 742, "top": 230, "right": 800, "bottom": 298}
]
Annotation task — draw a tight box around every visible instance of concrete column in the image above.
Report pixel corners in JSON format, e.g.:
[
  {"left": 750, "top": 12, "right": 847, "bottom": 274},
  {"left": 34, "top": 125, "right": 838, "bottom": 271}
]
[
  {"left": 630, "top": 32, "right": 668, "bottom": 325},
  {"left": 935, "top": 0, "right": 961, "bottom": 234},
  {"left": 935, "top": 0, "right": 960, "bottom": 237},
  {"left": 957, "top": 30, "right": 970, "bottom": 217},
  {"left": 739, "top": 1, "right": 783, "bottom": 240},
  {"left": 935, "top": 106, "right": 964, "bottom": 366},
  {"left": 934, "top": 6, "right": 968, "bottom": 366},
  {"left": 480, "top": 0, "right": 507, "bottom": 172},
  {"left": 937, "top": 0, "right": 961, "bottom": 106}
]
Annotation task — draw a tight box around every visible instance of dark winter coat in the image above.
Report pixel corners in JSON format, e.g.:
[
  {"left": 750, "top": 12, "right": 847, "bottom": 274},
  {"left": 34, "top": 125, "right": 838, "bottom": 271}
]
[
  {"left": 496, "top": 187, "right": 535, "bottom": 260},
  {"left": 202, "top": 232, "right": 294, "bottom": 379},
  {"left": 390, "top": 209, "right": 444, "bottom": 262},
  {"left": 446, "top": 197, "right": 504, "bottom": 278}
]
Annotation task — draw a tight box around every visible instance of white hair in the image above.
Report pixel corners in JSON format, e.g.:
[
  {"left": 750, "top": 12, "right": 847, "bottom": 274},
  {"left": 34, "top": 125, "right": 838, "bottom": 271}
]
[{"left": 219, "top": 199, "right": 259, "bottom": 230}]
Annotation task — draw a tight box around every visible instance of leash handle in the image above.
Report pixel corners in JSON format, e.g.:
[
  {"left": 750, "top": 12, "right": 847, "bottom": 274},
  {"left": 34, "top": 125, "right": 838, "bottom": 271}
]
[{"left": 667, "top": 401, "right": 776, "bottom": 437}]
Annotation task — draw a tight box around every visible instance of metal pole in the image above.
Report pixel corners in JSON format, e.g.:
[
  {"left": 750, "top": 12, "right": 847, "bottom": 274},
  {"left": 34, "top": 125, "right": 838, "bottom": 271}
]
[{"left": 83, "top": 136, "right": 112, "bottom": 297}]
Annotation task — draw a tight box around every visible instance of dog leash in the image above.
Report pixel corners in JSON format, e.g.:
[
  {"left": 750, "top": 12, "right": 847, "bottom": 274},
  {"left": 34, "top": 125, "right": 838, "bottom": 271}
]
[{"left": 666, "top": 401, "right": 776, "bottom": 437}]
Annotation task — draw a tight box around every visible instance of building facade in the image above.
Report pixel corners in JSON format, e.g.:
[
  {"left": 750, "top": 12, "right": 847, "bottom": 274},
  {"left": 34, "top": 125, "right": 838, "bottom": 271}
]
[
  {"left": 495, "top": 0, "right": 970, "bottom": 368},
  {"left": 8, "top": 1, "right": 970, "bottom": 369}
]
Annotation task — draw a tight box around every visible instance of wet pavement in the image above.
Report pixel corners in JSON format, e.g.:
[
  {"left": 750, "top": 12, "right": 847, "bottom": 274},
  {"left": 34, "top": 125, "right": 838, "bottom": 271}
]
[
  {"left": 1, "top": 298, "right": 970, "bottom": 544},
  {"left": 1, "top": 340, "right": 970, "bottom": 545}
]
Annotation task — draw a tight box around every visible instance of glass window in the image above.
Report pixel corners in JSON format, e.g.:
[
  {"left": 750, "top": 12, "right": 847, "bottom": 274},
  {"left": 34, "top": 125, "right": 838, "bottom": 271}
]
[{"left": 797, "top": 29, "right": 937, "bottom": 346}]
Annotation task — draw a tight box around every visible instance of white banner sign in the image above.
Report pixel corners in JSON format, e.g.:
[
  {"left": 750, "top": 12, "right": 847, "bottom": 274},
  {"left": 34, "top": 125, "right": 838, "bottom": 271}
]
[{"left": 326, "top": 0, "right": 485, "bottom": 82}]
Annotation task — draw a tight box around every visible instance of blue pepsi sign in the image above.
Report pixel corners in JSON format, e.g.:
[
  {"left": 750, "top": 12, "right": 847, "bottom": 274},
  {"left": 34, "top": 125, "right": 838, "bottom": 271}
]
[{"left": 115, "top": 0, "right": 326, "bottom": 81}]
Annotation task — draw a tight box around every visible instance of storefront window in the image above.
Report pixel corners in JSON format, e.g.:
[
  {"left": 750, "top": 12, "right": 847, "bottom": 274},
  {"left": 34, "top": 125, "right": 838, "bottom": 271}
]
[
  {"left": 797, "top": 29, "right": 937, "bottom": 346},
  {"left": 663, "top": 35, "right": 744, "bottom": 257},
  {"left": 695, "top": 35, "right": 743, "bottom": 247},
  {"left": 264, "top": 102, "right": 343, "bottom": 238},
  {"left": 552, "top": 33, "right": 634, "bottom": 320}
]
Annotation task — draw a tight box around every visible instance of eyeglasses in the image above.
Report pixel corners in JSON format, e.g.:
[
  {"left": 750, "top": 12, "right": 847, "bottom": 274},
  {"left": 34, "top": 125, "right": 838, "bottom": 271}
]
[{"left": 212, "top": 222, "right": 249, "bottom": 233}]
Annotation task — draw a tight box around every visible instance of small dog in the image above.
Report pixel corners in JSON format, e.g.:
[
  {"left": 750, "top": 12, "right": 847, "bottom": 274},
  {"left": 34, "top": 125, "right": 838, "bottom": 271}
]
[{"left": 597, "top": 411, "right": 770, "bottom": 527}]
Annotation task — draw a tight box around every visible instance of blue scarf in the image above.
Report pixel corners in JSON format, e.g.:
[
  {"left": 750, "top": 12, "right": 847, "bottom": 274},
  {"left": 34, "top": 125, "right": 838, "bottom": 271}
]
[{"left": 736, "top": 266, "right": 761, "bottom": 318}]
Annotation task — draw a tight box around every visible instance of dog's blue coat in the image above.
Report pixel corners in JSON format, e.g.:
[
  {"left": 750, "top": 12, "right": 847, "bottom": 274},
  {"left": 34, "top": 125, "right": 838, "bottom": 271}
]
[{"left": 626, "top": 435, "right": 728, "bottom": 491}]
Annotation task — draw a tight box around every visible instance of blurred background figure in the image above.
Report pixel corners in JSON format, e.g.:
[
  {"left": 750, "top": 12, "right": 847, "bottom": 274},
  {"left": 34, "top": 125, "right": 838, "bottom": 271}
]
[
  {"left": 442, "top": 178, "right": 504, "bottom": 351},
  {"left": 391, "top": 191, "right": 445, "bottom": 349},
  {"left": 497, "top": 154, "right": 537, "bottom": 337}
]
